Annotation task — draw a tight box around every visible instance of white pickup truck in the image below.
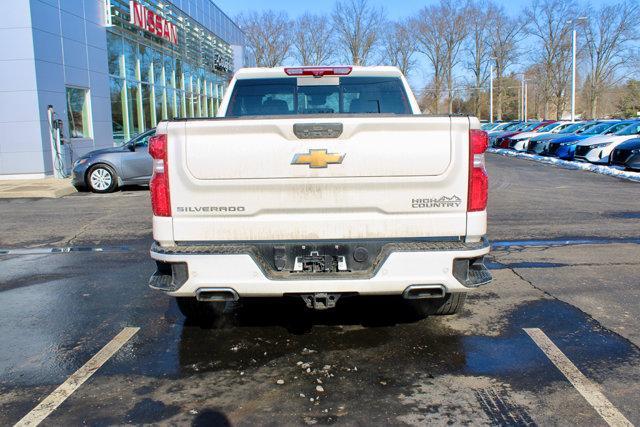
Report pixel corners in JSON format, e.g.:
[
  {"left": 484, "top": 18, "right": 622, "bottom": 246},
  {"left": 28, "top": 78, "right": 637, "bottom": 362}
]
[{"left": 148, "top": 66, "right": 491, "bottom": 323}]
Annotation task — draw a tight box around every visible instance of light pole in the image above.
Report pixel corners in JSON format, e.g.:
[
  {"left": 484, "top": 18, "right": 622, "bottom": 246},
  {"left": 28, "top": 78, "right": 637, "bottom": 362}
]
[
  {"left": 520, "top": 77, "right": 525, "bottom": 121},
  {"left": 524, "top": 81, "right": 528, "bottom": 121},
  {"left": 489, "top": 63, "right": 494, "bottom": 123},
  {"left": 569, "top": 17, "right": 587, "bottom": 122},
  {"left": 520, "top": 73, "right": 528, "bottom": 121}
]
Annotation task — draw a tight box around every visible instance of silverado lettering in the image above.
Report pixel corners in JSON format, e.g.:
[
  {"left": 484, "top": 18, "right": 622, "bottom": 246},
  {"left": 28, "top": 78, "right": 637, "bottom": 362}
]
[{"left": 176, "top": 206, "right": 246, "bottom": 213}]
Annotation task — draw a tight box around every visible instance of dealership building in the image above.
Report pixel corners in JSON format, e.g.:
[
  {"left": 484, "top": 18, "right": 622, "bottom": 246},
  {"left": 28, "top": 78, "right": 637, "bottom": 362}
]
[{"left": 1, "top": 0, "right": 251, "bottom": 179}]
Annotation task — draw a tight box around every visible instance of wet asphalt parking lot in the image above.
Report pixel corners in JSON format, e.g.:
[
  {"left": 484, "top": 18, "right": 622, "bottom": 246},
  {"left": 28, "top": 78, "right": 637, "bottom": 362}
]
[{"left": 1, "top": 153, "right": 639, "bottom": 426}]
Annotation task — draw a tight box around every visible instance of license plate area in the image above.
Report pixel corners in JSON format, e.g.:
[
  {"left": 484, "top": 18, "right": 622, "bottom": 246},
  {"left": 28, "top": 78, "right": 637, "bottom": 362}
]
[
  {"left": 292, "top": 251, "right": 348, "bottom": 273},
  {"left": 270, "top": 242, "right": 384, "bottom": 275}
]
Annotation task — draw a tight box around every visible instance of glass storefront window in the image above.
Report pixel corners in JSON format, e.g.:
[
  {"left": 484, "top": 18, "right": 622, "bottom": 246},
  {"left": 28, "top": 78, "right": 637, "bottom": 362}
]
[
  {"left": 182, "top": 92, "right": 188, "bottom": 118},
  {"left": 110, "top": 77, "right": 125, "bottom": 143},
  {"left": 141, "top": 83, "right": 152, "bottom": 130},
  {"left": 178, "top": 71, "right": 185, "bottom": 91},
  {"left": 176, "top": 58, "right": 183, "bottom": 85},
  {"left": 164, "top": 55, "right": 174, "bottom": 82},
  {"left": 166, "top": 88, "right": 175, "bottom": 119},
  {"left": 155, "top": 85, "right": 166, "bottom": 122},
  {"left": 202, "top": 81, "right": 208, "bottom": 117},
  {"left": 123, "top": 38, "right": 138, "bottom": 81},
  {"left": 66, "top": 87, "right": 92, "bottom": 139},
  {"left": 188, "top": 92, "right": 195, "bottom": 118},
  {"left": 183, "top": 63, "right": 191, "bottom": 89},
  {"left": 139, "top": 44, "right": 153, "bottom": 83},
  {"left": 107, "top": 32, "right": 122, "bottom": 76},
  {"left": 104, "top": 0, "right": 236, "bottom": 141},
  {"left": 195, "top": 78, "right": 201, "bottom": 117},
  {"left": 126, "top": 80, "right": 141, "bottom": 137},
  {"left": 104, "top": 0, "right": 237, "bottom": 139},
  {"left": 212, "top": 83, "right": 218, "bottom": 102},
  {"left": 152, "top": 49, "right": 164, "bottom": 86},
  {"left": 176, "top": 90, "right": 184, "bottom": 118}
]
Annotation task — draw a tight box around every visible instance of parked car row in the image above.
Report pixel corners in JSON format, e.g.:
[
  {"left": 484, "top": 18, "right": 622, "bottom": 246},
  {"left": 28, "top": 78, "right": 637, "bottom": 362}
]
[
  {"left": 72, "top": 118, "right": 638, "bottom": 194},
  {"left": 482, "top": 120, "right": 640, "bottom": 170}
]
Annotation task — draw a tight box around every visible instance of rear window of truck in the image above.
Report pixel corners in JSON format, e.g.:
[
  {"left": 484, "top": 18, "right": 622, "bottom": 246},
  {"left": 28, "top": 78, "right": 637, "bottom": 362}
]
[{"left": 226, "top": 77, "right": 412, "bottom": 117}]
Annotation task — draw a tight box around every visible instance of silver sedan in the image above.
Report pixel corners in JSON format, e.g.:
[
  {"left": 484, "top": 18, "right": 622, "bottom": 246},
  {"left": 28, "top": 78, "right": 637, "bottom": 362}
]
[{"left": 71, "top": 130, "right": 155, "bottom": 193}]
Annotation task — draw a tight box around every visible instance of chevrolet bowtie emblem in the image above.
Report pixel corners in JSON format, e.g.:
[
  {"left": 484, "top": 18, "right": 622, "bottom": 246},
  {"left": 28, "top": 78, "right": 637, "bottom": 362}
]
[{"left": 291, "top": 149, "right": 345, "bottom": 168}]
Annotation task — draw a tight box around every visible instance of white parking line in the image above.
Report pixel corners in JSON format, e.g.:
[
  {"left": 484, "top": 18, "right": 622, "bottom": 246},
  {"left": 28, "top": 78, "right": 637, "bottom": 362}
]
[
  {"left": 0, "top": 246, "right": 130, "bottom": 255},
  {"left": 14, "top": 327, "right": 140, "bottom": 427},
  {"left": 524, "top": 328, "right": 633, "bottom": 427}
]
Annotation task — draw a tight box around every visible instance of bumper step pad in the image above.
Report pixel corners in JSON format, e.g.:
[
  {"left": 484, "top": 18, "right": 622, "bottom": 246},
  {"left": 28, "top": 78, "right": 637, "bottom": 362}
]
[{"left": 466, "top": 264, "right": 493, "bottom": 287}]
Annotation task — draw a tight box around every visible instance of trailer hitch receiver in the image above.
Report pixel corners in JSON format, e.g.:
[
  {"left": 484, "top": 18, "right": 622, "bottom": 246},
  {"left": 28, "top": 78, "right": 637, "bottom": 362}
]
[{"left": 301, "top": 293, "right": 341, "bottom": 310}]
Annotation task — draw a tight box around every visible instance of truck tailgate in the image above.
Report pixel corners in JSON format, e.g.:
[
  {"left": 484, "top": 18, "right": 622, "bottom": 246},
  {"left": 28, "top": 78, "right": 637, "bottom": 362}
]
[
  {"left": 166, "top": 116, "right": 472, "bottom": 241},
  {"left": 184, "top": 117, "right": 451, "bottom": 179}
]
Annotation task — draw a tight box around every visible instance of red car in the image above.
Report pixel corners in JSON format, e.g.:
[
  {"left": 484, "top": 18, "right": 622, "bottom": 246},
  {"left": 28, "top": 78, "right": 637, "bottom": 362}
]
[{"left": 497, "top": 121, "right": 555, "bottom": 149}]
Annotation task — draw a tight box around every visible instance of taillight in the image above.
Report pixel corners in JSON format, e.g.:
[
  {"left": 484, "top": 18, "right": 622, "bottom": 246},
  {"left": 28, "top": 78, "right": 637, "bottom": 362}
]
[
  {"left": 284, "top": 67, "right": 352, "bottom": 77},
  {"left": 468, "top": 129, "right": 489, "bottom": 212},
  {"left": 149, "top": 134, "right": 171, "bottom": 217}
]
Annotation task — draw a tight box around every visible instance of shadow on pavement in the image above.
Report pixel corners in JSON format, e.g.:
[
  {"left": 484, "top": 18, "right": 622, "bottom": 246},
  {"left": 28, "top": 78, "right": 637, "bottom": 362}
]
[{"left": 187, "top": 295, "right": 424, "bottom": 333}]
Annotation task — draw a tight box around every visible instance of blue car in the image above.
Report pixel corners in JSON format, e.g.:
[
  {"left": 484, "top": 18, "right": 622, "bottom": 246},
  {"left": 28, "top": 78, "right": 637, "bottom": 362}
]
[
  {"left": 541, "top": 121, "right": 609, "bottom": 157},
  {"left": 548, "top": 121, "right": 626, "bottom": 160},
  {"left": 527, "top": 122, "right": 586, "bottom": 154}
]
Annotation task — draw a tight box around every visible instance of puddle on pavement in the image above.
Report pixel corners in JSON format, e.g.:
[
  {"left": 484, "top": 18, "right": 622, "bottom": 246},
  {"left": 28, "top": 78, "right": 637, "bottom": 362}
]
[
  {"left": 99, "top": 297, "right": 640, "bottom": 393},
  {"left": 462, "top": 299, "right": 640, "bottom": 387},
  {"left": 486, "top": 261, "right": 569, "bottom": 270},
  {"left": 492, "top": 236, "right": 640, "bottom": 249},
  {"left": 3, "top": 247, "right": 639, "bottom": 425},
  {"left": 4, "top": 291, "right": 640, "bottom": 427},
  {"left": 606, "top": 211, "right": 640, "bottom": 219}
]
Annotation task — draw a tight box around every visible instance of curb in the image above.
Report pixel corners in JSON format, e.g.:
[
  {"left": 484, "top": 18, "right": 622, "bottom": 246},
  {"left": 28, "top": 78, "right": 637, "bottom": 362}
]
[
  {"left": 0, "top": 188, "right": 77, "bottom": 199},
  {"left": 0, "top": 180, "right": 77, "bottom": 199},
  {"left": 487, "top": 148, "right": 640, "bottom": 183}
]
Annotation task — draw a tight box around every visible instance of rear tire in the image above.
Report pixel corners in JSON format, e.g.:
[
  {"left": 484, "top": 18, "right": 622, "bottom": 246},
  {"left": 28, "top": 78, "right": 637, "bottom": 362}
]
[
  {"left": 409, "top": 292, "right": 467, "bottom": 317},
  {"left": 176, "top": 297, "right": 226, "bottom": 326}
]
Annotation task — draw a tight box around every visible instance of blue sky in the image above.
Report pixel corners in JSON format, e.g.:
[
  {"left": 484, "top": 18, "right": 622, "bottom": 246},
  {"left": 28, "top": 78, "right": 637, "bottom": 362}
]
[
  {"left": 215, "top": 0, "right": 612, "bottom": 21},
  {"left": 215, "top": 0, "right": 433, "bottom": 20},
  {"left": 214, "top": 0, "right": 614, "bottom": 91},
  {"left": 215, "top": 0, "right": 485, "bottom": 19}
]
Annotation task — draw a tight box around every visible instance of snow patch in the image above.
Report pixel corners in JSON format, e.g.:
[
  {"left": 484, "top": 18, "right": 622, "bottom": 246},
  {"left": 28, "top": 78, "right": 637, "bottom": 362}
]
[{"left": 487, "top": 148, "right": 640, "bottom": 183}]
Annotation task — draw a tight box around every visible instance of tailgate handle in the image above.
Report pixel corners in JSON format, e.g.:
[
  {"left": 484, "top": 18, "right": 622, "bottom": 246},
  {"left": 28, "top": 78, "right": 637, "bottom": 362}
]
[{"left": 293, "top": 123, "right": 343, "bottom": 139}]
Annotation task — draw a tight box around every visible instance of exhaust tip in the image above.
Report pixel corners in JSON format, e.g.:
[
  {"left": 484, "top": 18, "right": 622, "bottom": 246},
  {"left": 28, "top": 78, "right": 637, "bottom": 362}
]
[
  {"left": 403, "top": 285, "right": 446, "bottom": 300},
  {"left": 196, "top": 288, "right": 239, "bottom": 302}
]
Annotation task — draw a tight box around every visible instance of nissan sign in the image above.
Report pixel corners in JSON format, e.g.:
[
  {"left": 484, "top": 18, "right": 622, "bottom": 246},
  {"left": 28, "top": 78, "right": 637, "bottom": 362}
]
[{"left": 129, "top": 1, "right": 178, "bottom": 45}]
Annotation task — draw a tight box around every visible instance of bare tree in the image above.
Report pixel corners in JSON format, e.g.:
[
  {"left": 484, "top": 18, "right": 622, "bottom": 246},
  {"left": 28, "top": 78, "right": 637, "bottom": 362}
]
[
  {"left": 524, "top": 63, "right": 546, "bottom": 119},
  {"left": 616, "top": 79, "right": 640, "bottom": 117},
  {"left": 293, "top": 13, "right": 335, "bottom": 65},
  {"left": 412, "top": 4, "right": 448, "bottom": 113},
  {"left": 414, "top": 0, "right": 470, "bottom": 114},
  {"left": 465, "top": 1, "right": 492, "bottom": 118},
  {"left": 524, "top": 0, "right": 576, "bottom": 119},
  {"left": 442, "top": 1, "right": 470, "bottom": 114},
  {"left": 551, "top": 36, "right": 574, "bottom": 119},
  {"left": 582, "top": 1, "right": 640, "bottom": 118},
  {"left": 487, "top": 5, "right": 522, "bottom": 120},
  {"left": 383, "top": 20, "right": 417, "bottom": 76},
  {"left": 236, "top": 11, "right": 292, "bottom": 67},
  {"left": 332, "top": 0, "right": 386, "bottom": 65}
]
